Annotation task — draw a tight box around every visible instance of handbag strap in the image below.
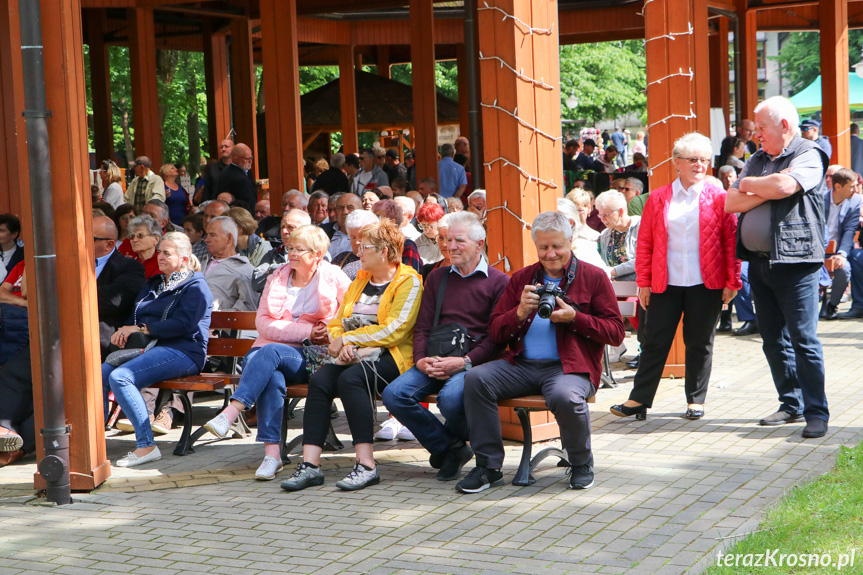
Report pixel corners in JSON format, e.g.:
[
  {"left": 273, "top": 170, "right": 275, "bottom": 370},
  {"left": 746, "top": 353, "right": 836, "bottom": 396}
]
[{"left": 432, "top": 270, "right": 450, "bottom": 328}]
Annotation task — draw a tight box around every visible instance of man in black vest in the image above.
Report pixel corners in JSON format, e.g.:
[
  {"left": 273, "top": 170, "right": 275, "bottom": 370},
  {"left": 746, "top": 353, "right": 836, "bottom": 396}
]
[
  {"left": 726, "top": 96, "right": 829, "bottom": 439},
  {"left": 215, "top": 143, "right": 257, "bottom": 212}
]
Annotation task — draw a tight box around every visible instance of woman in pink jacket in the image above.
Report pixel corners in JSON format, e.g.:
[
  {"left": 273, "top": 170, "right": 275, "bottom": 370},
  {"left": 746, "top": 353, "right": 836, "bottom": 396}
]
[
  {"left": 203, "top": 225, "right": 351, "bottom": 480},
  {"left": 611, "top": 132, "right": 741, "bottom": 421}
]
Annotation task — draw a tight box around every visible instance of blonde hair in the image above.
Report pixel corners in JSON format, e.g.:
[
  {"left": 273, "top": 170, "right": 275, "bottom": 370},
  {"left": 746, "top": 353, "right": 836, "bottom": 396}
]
[
  {"left": 159, "top": 163, "right": 176, "bottom": 180},
  {"left": 289, "top": 225, "right": 330, "bottom": 258},
  {"left": 565, "top": 189, "right": 592, "bottom": 209},
  {"left": 672, "top": 132, "right": 713, "bottom": 160},
  {"left": 360, "top": 219, "right": 404, "bottom": 265},
  {"left": 226, "top": 206, "right": 258, "bottom": 236},
  {"left": 101, "top": 160, "right": 123, "bottom": 184},
  {"left": 314, "top": 158, "right": 329, "bottom": 174},
  {"left": 160, "top": 231, "right": 201, "bottom": 272}
]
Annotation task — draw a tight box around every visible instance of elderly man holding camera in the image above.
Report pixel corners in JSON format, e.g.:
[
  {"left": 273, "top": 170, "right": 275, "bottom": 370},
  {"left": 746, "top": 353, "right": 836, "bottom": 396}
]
[{"left": 457, "top": 212, "right": 625, "bottom": 493}]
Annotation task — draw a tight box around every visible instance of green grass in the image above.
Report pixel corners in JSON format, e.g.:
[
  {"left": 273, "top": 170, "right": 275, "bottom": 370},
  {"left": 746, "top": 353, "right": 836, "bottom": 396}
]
[{"left": 702, "top": 441, "right": 863, "bottom": 574}]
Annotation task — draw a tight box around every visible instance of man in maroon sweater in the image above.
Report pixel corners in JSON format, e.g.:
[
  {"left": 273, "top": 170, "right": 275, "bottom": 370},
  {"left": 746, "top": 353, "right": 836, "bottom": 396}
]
[
  {"left": 457, "top": 212, "right": 625, "bottom": 493},
  {"left": 382, "top": 212, "right": 509, "bottom": 481}
]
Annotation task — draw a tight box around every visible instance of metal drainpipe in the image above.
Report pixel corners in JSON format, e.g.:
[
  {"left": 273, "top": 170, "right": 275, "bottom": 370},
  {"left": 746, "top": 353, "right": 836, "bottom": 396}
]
[
  {"left": 464, "top": 0, "right": 482, "bottom": 188},
  {"left": 18, "top": 0, "right": 72, "bottom": 505}
]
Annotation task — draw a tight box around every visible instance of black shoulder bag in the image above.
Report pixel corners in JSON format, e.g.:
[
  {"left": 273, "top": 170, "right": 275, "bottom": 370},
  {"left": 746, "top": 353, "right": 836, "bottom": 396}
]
[{"left": 425, "top": 272, "right": 474, "bottom": 357}]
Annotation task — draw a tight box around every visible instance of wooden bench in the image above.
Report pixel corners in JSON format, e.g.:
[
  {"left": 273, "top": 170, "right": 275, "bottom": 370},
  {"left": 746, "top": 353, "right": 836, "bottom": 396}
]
[{"left": 150, "top": 311, "right": 256, "bottom": 456}]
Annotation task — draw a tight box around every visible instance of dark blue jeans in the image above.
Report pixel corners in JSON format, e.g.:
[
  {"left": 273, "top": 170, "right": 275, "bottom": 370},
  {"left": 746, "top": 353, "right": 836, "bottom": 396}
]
[
  {"left": 381, "top": 366, "right": 468, "bottom": 456},
  {"left": 748, "top": 259, "right": 828, "bottom": 422},
  {"left": 232, "top": 344, "right": 307, "bottom": 444},
  {"left": 848, "top": 248, "right": 863, "bottom": 312},
  {"left": 732, "top": 261, "right": 756, "bottom": 322}
]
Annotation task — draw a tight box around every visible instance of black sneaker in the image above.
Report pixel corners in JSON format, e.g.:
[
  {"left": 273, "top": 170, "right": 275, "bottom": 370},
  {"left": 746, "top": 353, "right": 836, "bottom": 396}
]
[
  {"left": 567, "top": 455, "right": 594, "bottom": 490},
  {"left": 436, "top": 443, "right": 474, "bottom": 482},
  {"left": 456, "top": 466, "right": 504, "bottom": 493}
]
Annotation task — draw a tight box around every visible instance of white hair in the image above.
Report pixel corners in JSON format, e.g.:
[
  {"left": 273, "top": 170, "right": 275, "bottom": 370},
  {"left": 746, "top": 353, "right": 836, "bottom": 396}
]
[
  {"left": 717, "top": 165, "right": 736, "bottom": 178},
  {"left": 468, "top": 189, "right": 486, "bottom": 201},
  {"left": 209, "top": 216, "right": 239, "bottom": 248},
  {"left": 594, "top": 190, "right": 627, "bottom": 214},
  {"left": 535, "top": 209, "right": 573, "bottom": 242},
  {"left": 672, "top": 132, "right": 714, "bottom": 160},
  {"left": 754, "top": 96, "right": 800, "bottom": 136},
  {"left": 345, "top": 209, "right": 379, "bottom": 231},
  {"left": 283, "top": 189, "right": 308, "bottom": 208},
  {"left": 624, "top": 177, "right": 643, "bottom": 193},
  {"left": 283, "top": 208, "right": 312, "bottom": 225},
  {"left": 393, "top": 196, "right": 416, "bottom": 218},
  {"left": 444, "top": 211, "right": 486, "bottom": 242}
]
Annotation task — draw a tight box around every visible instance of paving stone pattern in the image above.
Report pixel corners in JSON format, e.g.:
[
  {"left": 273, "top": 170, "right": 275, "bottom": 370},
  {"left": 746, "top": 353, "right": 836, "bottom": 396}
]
[{"left": 1, "top": 315, "right": 861, "bottom": 574}]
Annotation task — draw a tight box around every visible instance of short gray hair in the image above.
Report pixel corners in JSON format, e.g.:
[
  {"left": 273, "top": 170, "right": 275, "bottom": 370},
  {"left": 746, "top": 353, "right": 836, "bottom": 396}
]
[
  {"left": 672, "top": 132, "right": 713, "bottom": 161},
  {"left": 345, "top": 209, "right": 379, "bottom": 231},
  {"left": 468, "top": 189, "right": 486, "bottom": 201},
  {"left": 283, "top": 189, "right": 308, "bottom": 208},
  {"left": 440, "top": 143, "right": 455, "bottom": 157},
  {"left": 309, "top": 190, "right": 329, "bottom": 204},
  {"left": 145, "top": 199, "right": 169, "bottom": 220},
  {"left": 444, "top": 211, "right": 486, "bottom": 242},
  {"left": 283, "top": 208, "right": 312, "bottom": 226},
  {"left": 330, "top": 153, "right": 346, "bottom": 169},
  {"left": 754, "top": 96, "right": 800, "bottom": 136},
  {"left": 533, "top": 210, "right": 573, "bottom": 242},
  {"left": 128, "top": 215, "right": 162, "bottom": 238},
  {"left": 209, "top": 216, "right": 239, "bottom": 248},
  {"left": 717, "top": 165, "right": 736, "bottom": 178},
  {"left": 625, "top": 177, "right": 643, "bottom": 193},
  {"left": 594, "top": 190, "right": 627, "bottom": 214},
  {"left": 393, "top": 196, "right": 416, "bottom": 218}
]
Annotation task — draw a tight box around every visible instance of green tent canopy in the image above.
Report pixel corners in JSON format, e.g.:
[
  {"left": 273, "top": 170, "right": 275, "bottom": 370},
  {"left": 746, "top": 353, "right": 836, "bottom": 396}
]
[{"left": 789, "top": 73, "right": 863, "bottom": 114}]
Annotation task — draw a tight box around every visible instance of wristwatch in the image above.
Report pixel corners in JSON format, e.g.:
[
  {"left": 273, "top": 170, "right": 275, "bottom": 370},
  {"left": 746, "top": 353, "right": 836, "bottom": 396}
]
[
  {"left": 137, "top": 324, "right": 146, "bottom": 333},
  {"left": 463, "top": 356, "right": 472, "bottom": 371}
]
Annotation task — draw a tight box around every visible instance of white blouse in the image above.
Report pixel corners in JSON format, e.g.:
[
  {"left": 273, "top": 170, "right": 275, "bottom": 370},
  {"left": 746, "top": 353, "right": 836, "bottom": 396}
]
[{"left": 666, "top": 178, "right": 704, "bottom": 287}]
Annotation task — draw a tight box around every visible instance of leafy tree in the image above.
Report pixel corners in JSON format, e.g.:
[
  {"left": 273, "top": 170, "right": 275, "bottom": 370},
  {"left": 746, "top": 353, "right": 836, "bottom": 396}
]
[
  {"left": 772, "top": 31, "right": 863, "bottom": 95},
  {"left": 559, "top": 40, "right": 647, "bottom": 126}
]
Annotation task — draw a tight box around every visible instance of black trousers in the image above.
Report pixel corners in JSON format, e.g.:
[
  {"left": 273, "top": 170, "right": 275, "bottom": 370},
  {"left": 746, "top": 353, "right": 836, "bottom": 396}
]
[
  {"left": 0, "top": 344, "right": 36, "bottom": 454},
  {"left": 303, "top": 350, "right": 400, "bottom": 447},
  {"left": 629, "top": 284, "right": 723, "bottom": 408}
]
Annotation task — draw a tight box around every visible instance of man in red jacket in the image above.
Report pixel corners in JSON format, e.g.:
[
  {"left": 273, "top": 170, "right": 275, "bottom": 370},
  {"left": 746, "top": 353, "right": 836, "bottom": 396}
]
[{"left": 457, "top": 212, "right": 625, "bottom": 493}]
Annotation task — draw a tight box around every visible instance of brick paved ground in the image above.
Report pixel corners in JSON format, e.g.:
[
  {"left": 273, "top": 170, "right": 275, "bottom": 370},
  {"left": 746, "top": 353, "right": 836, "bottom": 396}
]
[{"left": 1, "top": 313, "right": 861, "bottom": 574}]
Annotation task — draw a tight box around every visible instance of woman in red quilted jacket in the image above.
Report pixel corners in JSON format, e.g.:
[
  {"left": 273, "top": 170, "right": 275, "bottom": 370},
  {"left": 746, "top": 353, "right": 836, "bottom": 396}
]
[{"left": 611, "top": 132, "right": 742, "bottom": 421}]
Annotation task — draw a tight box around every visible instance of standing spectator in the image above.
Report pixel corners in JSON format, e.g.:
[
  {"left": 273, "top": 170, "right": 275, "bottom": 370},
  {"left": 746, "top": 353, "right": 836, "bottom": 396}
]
[
  {"left": 383, "top": 212, "right": 509, "bottom": 482},
  {"left": 125, "top": 157, "right": 165, "bottom": 213},
  {"left": 312, "top": 153, "right": 350, "bottom": 194},
  {"left": 726, "top": 97, "right": 829, "bottom": 438},
  {"left": 563, "top": 140, "right": 579, "bottom": 171},
  {"left": 98, "top": 160, "right": 126, "bottom": 209},
  {"left": 215, "top": 143, "right": 257, "bottom": 212},
  {"left": 352, "top": 149, "right": 388, "bottom": 195},
  {"left": 820, "top": 168, "right": 861, "bottom": 319},
  {"left": 595, "top": 145, "right": 619, "bottom": 173},
  {"left": 611, "top": 133, "right": 740, "bottom": 421},
  {"left": 384, "top": 149, "right": 407, "bottom": 184},
  {"left": 201, "top": 216, "right": 258, "bottom": 312},
  {"left": 800, "top": 119, "right": 832, "bottom": 160},
  {"left": 718, "top": 137, "right": 746, "bottom": 172},
  {"left": 575, "top": 139, "right": 598, "bottom": 171},
  {"left": 343, "top": 154, "right": 360, "bottom": 193},
  {"left": 161, "top": 163, "right": 190, "bottom": 226},
  {"left": 280, "top": 220, "right": 423, "bottom": 492},
  {"left": 632, "top": 131, "right": 647, "bottom": 157},
  {"left": 198, "top": 139, "right": 234, "bottom": 204},
  {"left": 438, "top": 143, "right": 468, "bottom": 199},
  {"left": 850, "top": 123, "right": 863, "bottom": 175},
  {"left": 611, "top": 128, "right": 627, "bottom": 165},
  {"left": 0, "top": 214, "right": 24, "bottom": 277}
]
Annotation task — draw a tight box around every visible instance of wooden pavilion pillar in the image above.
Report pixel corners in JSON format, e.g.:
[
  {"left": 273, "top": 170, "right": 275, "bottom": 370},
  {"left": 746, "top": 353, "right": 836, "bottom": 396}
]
[
  {"left": 86, "top": 10, "right": 113, "bottom": 164},
  {"left": 819, "top": 0, "right": 850, "bottom": 166},
  {"left": 645, "top": 0, "right": 706, "bottom": 378},
  {"left": 457, "top": 45, "right": 470, "bottom": 139},
  {"left": 338, "top": 45, "right": 359, "bottom": 155},
  {"left": 0, "top": 0, "right": 25, "bottom": 215},
  {"left": 203, "top": 19, "right": 231, "bottom": 159},
  {"left": 410, "top": 0, "right": 439, "bottom": 184},
  {"left": 230, "top": 17, "right": 258, "bottom": 178},
  {"left": 735, "top": 0, "right": 758, "bottom": 126},
  {"left": 709, "top": 17, "right": 731, "bottom": 126},
  {"left": 30, "top": 0, "right": 109, "bottom": 491},
  {"left": 377, "top": 45, "right": 390, "bottom": 79},
  {"left": 260, "top": 0, "right": 303, "bottom": 202},
  {"left": 128, "top": 6, "right": 161, "bottom": 166}
]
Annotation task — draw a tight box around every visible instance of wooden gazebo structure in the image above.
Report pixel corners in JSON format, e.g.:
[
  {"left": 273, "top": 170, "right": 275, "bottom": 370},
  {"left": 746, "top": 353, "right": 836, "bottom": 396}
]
[{"left": 0, "top": 0, "right": 857, "bottom": 491}]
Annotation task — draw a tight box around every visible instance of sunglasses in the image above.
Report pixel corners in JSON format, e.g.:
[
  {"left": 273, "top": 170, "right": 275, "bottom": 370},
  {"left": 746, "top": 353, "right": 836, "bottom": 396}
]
[{"left": 128, "top": 233, "right": 155, "bottom": 240}]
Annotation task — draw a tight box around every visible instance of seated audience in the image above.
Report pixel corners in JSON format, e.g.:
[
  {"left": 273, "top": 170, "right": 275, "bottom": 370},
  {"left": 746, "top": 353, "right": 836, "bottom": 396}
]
[
  {"left": 557, "top": 199, "right": 606, "bottom": 270},
  {"left": 255, "top": 200, "right": 271, "bottom": 220},
  {"left": 280, "top": 220, "right": 422, "bottom": 492},
  {"left": 102, "top": 232, "right": 212, "bottom": 467},
  {"left": 420, "top": 213, "right": 451, "bottom": 282},
  {"left": 308, "top": 191, "right": 330, "bottom": 226},
  {"left": 416, "top": 203, "right": 445, "bottom": 265},
  {"left": 372, "top": 200, "right": 423, "bottom": 272},
  {"left": 119, "top": 215, "right": 162, "bottom": 278},
  {"left": 363, "top": 190, "right": 382, "bottom": 211},
  {"left": 565, "top": 189, "right": 599, "bottom": 242},
  {"left": 718, "top": 137, "right": 746, "bottom": 172},
  {"left": 393, "top": 197, "right": 421, "bottom": 241},
  {"left": 595, "top": 145, "right": 619, "bottom": 173},
  {"left": 0, "top": 260, "right": 28, "bottom": 366},
  {"left": 383, "top": 212, "right": 509, "bottom": 481},
  {"left": 283, "top": 189, "right": 309, "bottom": 213},
  {"left": 203, "top": 226, "right": 351, "bottom": 480},
  {"left": 467, "top": 190, "right": 486, "bottom": 221},
  {"left": 331, "top": 209, "right": 379, "bottom": 281},
  {"left": 325, "top": 193, "right": 362, "bottom": 259},
  {"left": 821, "top": 168, "right": 862, "bottom": 319},
  {"left": 226, "top": 206, "right": 270, "bottom": 266},
  {"left": 717, "top": 165, "right": 738, "bottom": 190},
  {"left": 457, "top": 212, "right": 624, "bottom": 493},
  {"left": 252, "top": 209, "right": 312, "bottom": 293},
  {"left": 143, "top": 199, "right": 182, "bottom": 234},
  {"left": 0, "top": 214, "right": 24, "bottom": 276},
  {"left": 622, "top": 178, "right": 648, "bottom": 216},
  {"left": 182, "top": 213, "right": 208, "bottom": 261},
  {"left": 446, "top": 197, "right": 463, "bottom": 213},
  {"left": 201, "top": 216, "right": 258, "bottom": 311},
  {"left": 113, "top": 204, "right": 136, "bottom": 242},
  {"left": 596, "top": 191, "right": 641, "bottom": 281}
]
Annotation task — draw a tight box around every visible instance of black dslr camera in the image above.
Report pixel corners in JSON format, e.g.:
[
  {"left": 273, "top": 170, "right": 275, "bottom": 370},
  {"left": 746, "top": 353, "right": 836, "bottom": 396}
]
[{"left": 535, "top": 283, "right": 565, "bottom": 319}]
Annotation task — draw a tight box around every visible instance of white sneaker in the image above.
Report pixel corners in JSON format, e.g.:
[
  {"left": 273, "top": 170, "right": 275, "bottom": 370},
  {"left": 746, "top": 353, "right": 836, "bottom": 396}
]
[
  {"left": 373, "top": 418, "right": 402, "bottom": 441},
  {"left": 607, "top": 343, "right": 627, "bottom": 364},
  {"left": 254, "top": 456, "right": 284, "bottom": 481},
  {"left": 395, "top": 425, "right": 416, "bottom": 441},
  {"left": 335, "top": 461, "right": 380, "bottom": 491},
  {"left": 203, "top": 413, "right": 232, "bottom": 439},
  {"left": 116, "top": 446, "right": 161, "bottom": 468},
  {"left": 114, "top": 419, "right": 135, "bottom": 433}
]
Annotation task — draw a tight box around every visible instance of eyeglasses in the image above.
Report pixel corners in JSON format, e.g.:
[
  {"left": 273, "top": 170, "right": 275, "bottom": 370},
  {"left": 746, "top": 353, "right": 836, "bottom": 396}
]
[
  {"left": 678, "top": 157, "right": 711, "bottom": 165},
  {"left": 286, "top": 247, "right": 311, "bottom": 255},
  {"left": 357, "top": 244, "right": 378, "bottom": 254},
  {"left": 128, "top": 233, "right": 155, "bottom": 240},
  {"left": 93, "top": 236, "right": 113, "bottom": 242}
]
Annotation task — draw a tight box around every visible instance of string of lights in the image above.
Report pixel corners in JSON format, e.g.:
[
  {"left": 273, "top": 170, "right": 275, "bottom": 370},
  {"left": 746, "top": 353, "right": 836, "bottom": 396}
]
[
  {"left": 483, "top": 157, "right": 559, "bottom": 189},
  {"left": 645, "top": 67, "right": 694, "bottom": 89},
  {"left": 481, "top": 100, "right": 563, "bottom": 142},
  {"left": 647, "top": 103, "right": 697, "bottom": 130},
  {"left": 486, "top": 200, "right": 533, "bottom": 230},
  {"left": 477, "top": 2, "right": 554, "bottom": 35},
  {"left": 643, "top": 22, "right": 694, "bottom": 44},
  {"left": 478, "top": 52, "right": 555, "bottom": 91}
]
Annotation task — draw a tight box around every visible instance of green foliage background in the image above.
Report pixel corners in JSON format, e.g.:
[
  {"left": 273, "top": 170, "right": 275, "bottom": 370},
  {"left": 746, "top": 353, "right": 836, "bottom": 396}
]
[{"left": 773, "top": 31, "right": 863, "bottom": 95}]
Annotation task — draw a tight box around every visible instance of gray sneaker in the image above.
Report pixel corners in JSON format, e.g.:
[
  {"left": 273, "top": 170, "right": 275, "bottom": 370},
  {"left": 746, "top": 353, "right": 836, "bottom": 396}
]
[
  {"left": 280, "top": 462, "right": 324, "bottom": 492},
  {"left": 335, "top": 461, "right": 380, "bottom": 491}
]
